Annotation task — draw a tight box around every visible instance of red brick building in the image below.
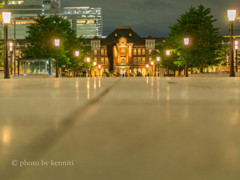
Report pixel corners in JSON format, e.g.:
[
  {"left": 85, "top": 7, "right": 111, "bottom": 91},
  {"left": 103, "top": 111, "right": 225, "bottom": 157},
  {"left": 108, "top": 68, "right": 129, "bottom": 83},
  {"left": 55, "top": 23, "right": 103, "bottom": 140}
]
[{"left": 90, "top": 26, "right": 164, "bottom": 76}]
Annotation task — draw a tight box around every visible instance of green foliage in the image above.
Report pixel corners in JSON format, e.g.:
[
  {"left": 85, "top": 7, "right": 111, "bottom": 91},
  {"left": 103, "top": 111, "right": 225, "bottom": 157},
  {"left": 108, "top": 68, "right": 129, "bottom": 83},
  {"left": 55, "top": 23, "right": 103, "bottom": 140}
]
[
  {"left": 163, "top": 5, "right": 225, "bottom": 72},
  {"left": 22, "top": 14, "right": 91, "bottom": 69}
]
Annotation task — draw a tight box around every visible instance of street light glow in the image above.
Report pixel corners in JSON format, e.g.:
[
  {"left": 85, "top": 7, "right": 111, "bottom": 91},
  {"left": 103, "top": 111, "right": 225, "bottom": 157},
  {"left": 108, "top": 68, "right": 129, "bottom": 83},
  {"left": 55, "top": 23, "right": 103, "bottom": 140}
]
[
  {"left": 157, "top": 57, "right": 161, "bottom": 62},
  {"left": 75, "top": 51, "right": 80, "bottom": 57},
  {"left": 54, "top": 39, "right": 60, "bottom": 47},
  {"left": 166, "top": 50, "right": 171, "bottom": 56},
  {"left": 151, "top": 61, "right": 154, "bottom": 65},
  {"left": 86, "top": 57, "right": 90, "bottom": 63},
  {"left": 235, "top": 41, "right": 239, "bottom": 50},
  {"left": 228, "top": 10, "right": 237, "bottom": 21},
  {"left": 98, "top": 65, "right": 101, "bottom": 69},
  {"left": 146, "top": 64, "right": 149, "bottom": 68},
  {"left": 184, "top": 38, "right": 190, "bottom": 46},
  {"left": 2, "top": 12, "right": 12, "bottom": 24},
  {"left": 93, "top": 62, "right": 97, "bottom": 66},
  {"left": 9, "top": 42, "right": 13, "bottom": 51}
]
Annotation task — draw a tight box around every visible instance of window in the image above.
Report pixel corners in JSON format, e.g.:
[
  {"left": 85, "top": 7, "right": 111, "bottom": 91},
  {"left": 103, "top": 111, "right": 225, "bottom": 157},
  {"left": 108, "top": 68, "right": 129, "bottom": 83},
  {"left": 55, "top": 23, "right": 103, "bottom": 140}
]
[
  {"left": 138, "top": 57, "right": 141, "bottom": 64},
  {"left": 142, "top": 57, "right": 146, "bottom": 64},
  {"left": 121, "top": 58, "right": 126, "bottom": 64},
  {"left": 133, "top": 57, "right": 137, "bottom": 65},
  {"left": 101, "top": 58, "right": 104, "bottom": 64},
  {"left": 105, "top": 58, "right": 109, "bottom": 65},
  {"left": 121, "top": 48, "right": 126, "bottom": 56},
  {"left": 133, "top": 48, "right": 137, "bottom": 55},
  {"left": 115, "top": 33, "right": 118, "bottom": 37},
  {"left": 142, "top": 48, "right": 145, "bottom": 55},
  {"left": 94, "top": 50, "right": 98, "bottom": 55},
  {"left": 138, "top": 48, "right": 141, "bottom": 55},
  {"left": 149, "top": 49, "right": 152, "bottom": 55},
  {"left": 101, "top": 48, "right": 104, "bottom": 55}
]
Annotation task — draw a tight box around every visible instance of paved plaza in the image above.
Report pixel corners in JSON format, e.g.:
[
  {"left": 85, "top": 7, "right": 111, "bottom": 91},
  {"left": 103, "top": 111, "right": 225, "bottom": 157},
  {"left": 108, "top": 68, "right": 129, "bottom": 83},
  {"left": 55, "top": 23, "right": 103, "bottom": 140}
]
[{"left": 0, "top": 77, "right": 240, "bottom": 180}]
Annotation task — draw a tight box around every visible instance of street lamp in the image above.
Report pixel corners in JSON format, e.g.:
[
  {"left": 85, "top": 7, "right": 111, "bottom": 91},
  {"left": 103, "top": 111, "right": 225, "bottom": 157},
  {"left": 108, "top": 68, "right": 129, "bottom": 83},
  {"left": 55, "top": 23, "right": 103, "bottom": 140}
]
[
  {"left": 156, "top": 57, "right": 161, "bottom": 77},
  {"left": 9, "top": 42, "right": 13, "bottom": 75},
  {"left": 2, "top": 12, "right": 12, "bottom": 79},
  {"left": 75, "top": 50, "right": 80, "bottom": 57},
  {"left": 98, "top": 64, "right": 101, "bottom": 77},
  {"left": 54, "top": 39, "right": 60, "bottom": 78},
  {"left": 184, "top": 37, "right": 190, "bottom": 77},
  {"left": 166, "top": 50, "right": 170, "bottom": 56},
  {"left": 228, "top": 9, "right": 237, "bottom": 77},
  {"left": 235, "top": 40, "right": 239, "bottom": 72}
]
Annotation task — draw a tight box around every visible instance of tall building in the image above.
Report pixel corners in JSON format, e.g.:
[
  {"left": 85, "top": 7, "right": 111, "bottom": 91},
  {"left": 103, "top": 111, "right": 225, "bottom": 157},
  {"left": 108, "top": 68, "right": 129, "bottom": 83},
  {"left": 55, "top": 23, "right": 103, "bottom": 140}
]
[{"left": 62, "top": 7, "right": 102, "bottom": 38}]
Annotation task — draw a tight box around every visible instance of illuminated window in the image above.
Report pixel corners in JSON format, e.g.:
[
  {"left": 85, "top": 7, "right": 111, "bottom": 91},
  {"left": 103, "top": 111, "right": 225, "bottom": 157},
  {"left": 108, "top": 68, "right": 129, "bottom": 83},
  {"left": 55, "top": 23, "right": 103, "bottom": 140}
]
[
  {"left": 16, "top": 21, "right": 36, "bottom": 25},
  {"left": 121, "top": 58, "right": 126, "bottom": 64},
  {"left": 149, "top": 49, "right": 152, "bottom": 55},
  {"left": 138, "top": 57, "right": 141, "bottom": 64},
  {"left": 133, "top": 57, "right": 137, "bottom": 65},
  {"left": 105, "top": 58, "right": 109, "bottom": 65},
  {"left": 101, "top": 58, "right": 104, "bottom": 64},
  {"left": 142, "top": 48, "right": 145, "bottom": 55},
  {"left": 121, "top": 48, "right": 126, "bottom": 56},
  {"left": 129, "top": 33, "right": 132, "bottom": 37},
  {"left": 77, "top": 20, "right": 86, "bottom": 24},
  {"left": 115, "top": 33, "right": 118, "bottom": 37},
  {"left": 142, "top": 57, "right": 146, "bottom": 64},
  {"left": 138, "top": 48, "right": 141, "bottom": 55},
  {"left": 133, "top": 48, "right": 137, "bottom": 55},
  {"left": 94, "top": 50, "right": 97, "bottom": 55},
  {"left": 101, "top": 48, "right": 104, "bottom": 55}
]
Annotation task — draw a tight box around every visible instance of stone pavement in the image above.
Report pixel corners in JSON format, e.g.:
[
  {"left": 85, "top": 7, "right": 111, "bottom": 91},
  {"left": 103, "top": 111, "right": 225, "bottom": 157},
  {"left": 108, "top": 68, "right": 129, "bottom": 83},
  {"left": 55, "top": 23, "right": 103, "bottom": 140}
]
[{"left": 0, "top": 77, "right": 240, "bottom": 180}]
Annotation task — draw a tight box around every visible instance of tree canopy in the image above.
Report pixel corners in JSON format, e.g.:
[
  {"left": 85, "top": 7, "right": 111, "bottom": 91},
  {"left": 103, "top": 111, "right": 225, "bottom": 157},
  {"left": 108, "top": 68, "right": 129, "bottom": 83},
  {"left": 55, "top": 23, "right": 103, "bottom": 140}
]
[
  {"left": 22, "top": 14, "right": 91, "bottom": 69},
  {"left": 153, "top": 5, "right": 225, "bottom": 73}
]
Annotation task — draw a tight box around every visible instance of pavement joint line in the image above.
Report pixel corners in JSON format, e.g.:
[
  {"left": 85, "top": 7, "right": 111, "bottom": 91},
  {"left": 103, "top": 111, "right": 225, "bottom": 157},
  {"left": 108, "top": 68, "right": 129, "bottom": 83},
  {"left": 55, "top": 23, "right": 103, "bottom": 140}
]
[{"left": 0, "top": 78, "right": 122, "bottom": 179}]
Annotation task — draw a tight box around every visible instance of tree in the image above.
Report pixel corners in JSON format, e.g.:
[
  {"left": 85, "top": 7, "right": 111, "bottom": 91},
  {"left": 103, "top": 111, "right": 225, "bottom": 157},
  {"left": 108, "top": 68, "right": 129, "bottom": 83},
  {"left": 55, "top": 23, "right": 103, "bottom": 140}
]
[
  {"left": 22, "top": 14, "right": 91, "bottom": 71},
  {"left": 167, "top": 5, "right": 224, "bottom": 73}
]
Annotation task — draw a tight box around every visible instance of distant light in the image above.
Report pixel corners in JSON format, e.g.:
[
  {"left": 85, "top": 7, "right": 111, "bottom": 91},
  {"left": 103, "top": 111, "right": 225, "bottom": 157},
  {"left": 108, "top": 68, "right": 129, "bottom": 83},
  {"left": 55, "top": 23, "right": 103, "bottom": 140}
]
[
  {"left": 228, "top": 10, "right": 237, "bottom": 21},
  {"left": 75, "top": 51, "right": 80, "bottom": 57},
  {"left": 98, "top": 65, "right": 101, "bottom": 69},
  {"left": 86, "top": 57, "right": 90, "bottom": 62},
  {"left": 166, "top": 50, "right": 171, "bottom": 56},
  {"left": 157, "top": 57, "right": 161, "bottom": 62},
  {"left": 93, "top": 62, "right": 97, "bottom": 66},
  {"left": 2, "top": 12, "right": 11, "bottom": 24},
  {"left": 146, "top": 64, "right": 149, "bottom": 68},
  {"left": 184, "top": 38, "right": 190, "bottom": 46},
  {"left": 9, "top": 42, "right": 13, "bottom": 51},
  {"left": 54, "top": 39, "right": 60, "bottom": 47},
  {"left": 151, "top": 61, "right": 154, "bottom": 65}
]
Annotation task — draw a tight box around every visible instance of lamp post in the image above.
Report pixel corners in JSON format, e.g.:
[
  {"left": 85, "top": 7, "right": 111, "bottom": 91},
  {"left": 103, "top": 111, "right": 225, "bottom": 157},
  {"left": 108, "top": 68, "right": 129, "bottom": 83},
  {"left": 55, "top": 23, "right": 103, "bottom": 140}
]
[
  {"left": 93, "top": 62, "right": 97, "bottom": 77},
  {"left": 54, "top": 39, "right": 60, "bottom": 78},
  {"left": 98, "top": 65, "right": 101, "bottom": 77},
  {"left": 235, "top": 40, "right": 238, "bottom": 72},
  {"left": 156, "top": 56, "right": 161, "bottom": 77},
  {"left": 86, "top": 57, "right": 90, "bottom": 77},
  {"left": 9, "top": 42, "right": 13, "bottom": 75},
  {"left": 74, "top": 50, "right": 80, "bottom": 77},
  {"left": 184, "top": 38, "right": 190, "bottom": 77},
  {"left": 228, "top": 10, "right": 237, "bottom": 77},
  {"left": 146, "top": 64, "right": 149, "bottom": 76},
  {"left": 2, "top": 12, "right": 12, "bottom": 79},
  {"left": 166, "top": 50, "right": 170, "bottom": 76}
]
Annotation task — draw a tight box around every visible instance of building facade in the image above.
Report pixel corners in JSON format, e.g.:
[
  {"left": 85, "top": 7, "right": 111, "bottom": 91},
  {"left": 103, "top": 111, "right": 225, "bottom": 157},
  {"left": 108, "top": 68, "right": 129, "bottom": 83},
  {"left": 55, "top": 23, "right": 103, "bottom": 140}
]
[{"left": 90, "top": 26, "right": 163, "bottom": 76}]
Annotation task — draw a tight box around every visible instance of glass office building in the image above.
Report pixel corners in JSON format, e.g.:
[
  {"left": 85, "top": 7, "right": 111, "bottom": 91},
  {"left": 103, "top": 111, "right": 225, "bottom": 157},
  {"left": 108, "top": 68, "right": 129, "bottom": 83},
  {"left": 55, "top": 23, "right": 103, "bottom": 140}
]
[{"left": 62, "top": 7, "right": 103, "bottom": 38}]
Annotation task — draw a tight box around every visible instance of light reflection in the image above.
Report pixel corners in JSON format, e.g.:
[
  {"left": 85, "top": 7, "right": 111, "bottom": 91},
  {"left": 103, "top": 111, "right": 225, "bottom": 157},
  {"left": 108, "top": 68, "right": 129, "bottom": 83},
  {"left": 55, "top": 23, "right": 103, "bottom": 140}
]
[
  {"left": 98, "top": 77, "right": 101, "bottom": 88},
  {"left": 2, "top": 125, "right": 11, "bottom": 146},
  {"left": 146, "top": 77, "right": 149, "bottom": 85},
  {"left": 157, "top": 78, "right": 160, "bottom": 100},
  {"left": 87, "top": 78, "right": 90, "bottom": 100},
  {"left": 151, "top": 77, "right": 154, "bottom": 99},
  {"left": 75, "top": 80, "right": 79, "bottom": 100}
]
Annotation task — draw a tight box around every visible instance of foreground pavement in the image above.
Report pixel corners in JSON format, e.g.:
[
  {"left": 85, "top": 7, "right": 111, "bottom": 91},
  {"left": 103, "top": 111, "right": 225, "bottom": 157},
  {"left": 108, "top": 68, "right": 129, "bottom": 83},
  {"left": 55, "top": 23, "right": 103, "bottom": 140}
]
[{"left": 0, "top": 77, "right": 240, "bottom": 180}]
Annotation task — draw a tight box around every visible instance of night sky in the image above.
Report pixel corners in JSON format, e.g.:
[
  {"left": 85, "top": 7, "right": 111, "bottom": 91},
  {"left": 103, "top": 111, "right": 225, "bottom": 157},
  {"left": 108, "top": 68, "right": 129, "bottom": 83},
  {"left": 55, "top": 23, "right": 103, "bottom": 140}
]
[{"left": 62, "top": 0, "right": 240, "bottom": 37}]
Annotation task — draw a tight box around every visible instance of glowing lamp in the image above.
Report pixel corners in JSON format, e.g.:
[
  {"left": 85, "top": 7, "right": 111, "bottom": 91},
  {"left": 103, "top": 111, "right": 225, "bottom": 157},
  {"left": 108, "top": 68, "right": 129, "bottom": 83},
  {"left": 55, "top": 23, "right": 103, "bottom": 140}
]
[
  {"left": 184, "top": 38, "right": 190, "bottom": 46},
  {"left": 75, "top": 51, "right": 80, "bottom": 57},
  {"left": 93, "top": 62, "right": 97, "bottom": 66},
  {"left": 2, "top": 12, "right": 11, "bottom": 24},
  {"left": 146, "top": 64, "right": 149, "bottom": 68},
  {"left": 228, "top": 10, "right": 237, "bottom": 21},
  {"left": 166, "top": 50, "right": 171, "bottom": 56},
  {"left": 86, "top": 57, "right": 90, "bottom": 63},
  {"left": 157, "top": 57, "right": 161, "bottom": 62},
  {"left": 54, "top": 39, "right": 60, "bottom": 47}
]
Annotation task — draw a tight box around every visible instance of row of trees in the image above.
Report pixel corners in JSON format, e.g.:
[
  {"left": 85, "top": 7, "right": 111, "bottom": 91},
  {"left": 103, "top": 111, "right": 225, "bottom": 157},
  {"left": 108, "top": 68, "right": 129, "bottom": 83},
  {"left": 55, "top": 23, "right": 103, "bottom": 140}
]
[
  {"left": 22, "top": 15, "right": 92, "bottom": 75},
  {"left": 152, "top": 5, "right": 228, "bottom": 74}
]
